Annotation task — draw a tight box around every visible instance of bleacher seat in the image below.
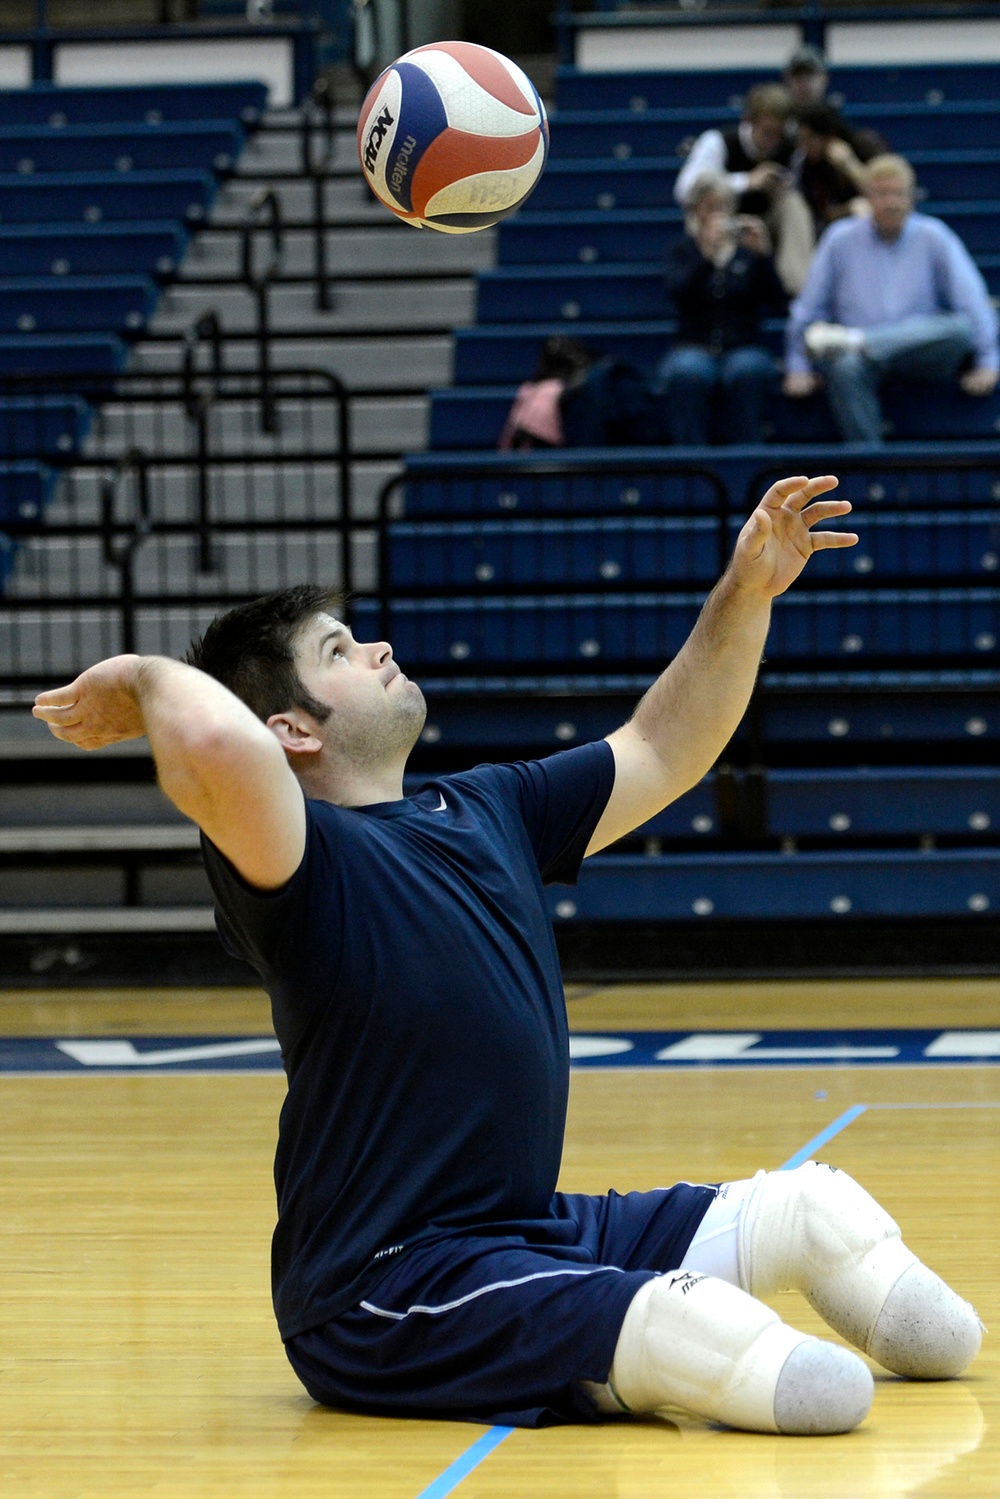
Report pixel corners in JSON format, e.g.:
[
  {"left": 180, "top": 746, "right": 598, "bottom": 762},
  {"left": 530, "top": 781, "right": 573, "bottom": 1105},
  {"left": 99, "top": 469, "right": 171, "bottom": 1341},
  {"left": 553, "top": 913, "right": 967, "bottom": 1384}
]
[
  {"left": 0, "top": 224, "right": 187, "bottom": 278},
  {"left": 388, "top": 516, "right": 721, "bottom": 590},
  {"left": 0, "top": 122, "right": 245, "bottom": 177},
  {"left": 428, "top": 383, "right": 1000, "bottom": 449},
  {"left": 354, "top": 590, "right": 999, "bottom": 670},
  {"left": 546, "top": 101, "right": 1000, "bottom": 160},
  {"left": 558, "top": 848, "right": 997, "bottom": 921},
  {"left": 764, "top": 766, "right": 1000, "bottom": 837},
  {"left": 0, "top": 334, "right": 125, "bottom": 376},
  {"left": 0, "top": 171, "right": 215, "bottom": 225},
  {"left": 529, "top": 151, "right": 1000, "bottom": 211},
  {"left": 0, "top": 396, "right": 90, "bottom": 459},
  {"left": 0, "top": 82, "right": 267, "bottom": 129},
  {"left": 554, "top": 62, "right": 1000, "bottom": 112},
  {"left": 0, "top": 460, "right": 51, "bottom": 521},
  {"left": 0, "top": 277, "right": 156, "bottom": 336}
]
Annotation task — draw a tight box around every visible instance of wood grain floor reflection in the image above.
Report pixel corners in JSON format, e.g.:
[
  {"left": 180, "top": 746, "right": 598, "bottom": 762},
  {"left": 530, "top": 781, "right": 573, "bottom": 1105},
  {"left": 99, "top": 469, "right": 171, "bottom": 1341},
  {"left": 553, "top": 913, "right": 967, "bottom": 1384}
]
[{"left": 0, "top": 980, "right": 996, "bottom": 1498}]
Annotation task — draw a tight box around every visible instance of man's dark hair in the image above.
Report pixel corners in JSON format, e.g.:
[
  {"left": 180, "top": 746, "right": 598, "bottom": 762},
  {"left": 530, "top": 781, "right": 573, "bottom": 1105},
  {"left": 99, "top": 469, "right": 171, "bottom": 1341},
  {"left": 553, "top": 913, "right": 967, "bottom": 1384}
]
[
  {"left": 796, "top": 103, "right": 847, "bottom": 141},
  {"left": 186, "top": 584, "right": 343, "bottom": 723}
]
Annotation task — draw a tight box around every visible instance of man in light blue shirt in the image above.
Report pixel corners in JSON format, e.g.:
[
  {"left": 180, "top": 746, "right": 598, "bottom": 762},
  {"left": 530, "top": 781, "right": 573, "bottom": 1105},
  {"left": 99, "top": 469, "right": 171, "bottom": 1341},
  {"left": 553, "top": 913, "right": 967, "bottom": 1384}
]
[{"left": 784, "top": 154, "right": 999, "bottom": 442}]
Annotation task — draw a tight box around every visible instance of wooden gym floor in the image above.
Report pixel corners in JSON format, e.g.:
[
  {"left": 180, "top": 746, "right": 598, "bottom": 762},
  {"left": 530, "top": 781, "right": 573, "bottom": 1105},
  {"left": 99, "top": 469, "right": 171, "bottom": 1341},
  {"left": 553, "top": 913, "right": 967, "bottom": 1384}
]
[{"left": 0, "top": 978, "right": 997, "bottom": 1498}]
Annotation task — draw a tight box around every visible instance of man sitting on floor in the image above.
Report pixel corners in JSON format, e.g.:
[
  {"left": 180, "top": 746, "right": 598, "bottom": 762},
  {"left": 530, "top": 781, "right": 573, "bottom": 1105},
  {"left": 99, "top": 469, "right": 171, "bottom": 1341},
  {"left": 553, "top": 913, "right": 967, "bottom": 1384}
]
[{"left": 783, "top": 154, "right": 999, "bottom": 443}]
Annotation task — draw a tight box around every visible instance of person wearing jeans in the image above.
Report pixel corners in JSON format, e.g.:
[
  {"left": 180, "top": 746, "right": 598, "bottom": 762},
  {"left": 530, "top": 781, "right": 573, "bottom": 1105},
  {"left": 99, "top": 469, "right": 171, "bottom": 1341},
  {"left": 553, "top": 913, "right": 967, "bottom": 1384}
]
[
  {"left": 658, "top": 170, "right": 787, "bottom": 445},
  {"left": 784, "top": 154, "right": 999, "bottom": 444}
]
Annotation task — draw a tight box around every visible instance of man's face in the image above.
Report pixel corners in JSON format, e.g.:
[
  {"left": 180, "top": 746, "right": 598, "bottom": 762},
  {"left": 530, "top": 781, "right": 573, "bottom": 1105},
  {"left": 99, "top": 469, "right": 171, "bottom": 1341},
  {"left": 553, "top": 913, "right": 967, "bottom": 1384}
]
[
  {"left": 750, "top": 114, "right": 787, "bottom": 159},
  {"left": 785, "top": 67, "right": 827, "bottom": 108},
  {"left": 292, "top": 612, "right": 426, "bottom": 768},
  {"left": 693, "top": 189, "right": 732, "bottom": 230},
  {"left": 866, "top": 172, "right": 913, "bottom": 238}
]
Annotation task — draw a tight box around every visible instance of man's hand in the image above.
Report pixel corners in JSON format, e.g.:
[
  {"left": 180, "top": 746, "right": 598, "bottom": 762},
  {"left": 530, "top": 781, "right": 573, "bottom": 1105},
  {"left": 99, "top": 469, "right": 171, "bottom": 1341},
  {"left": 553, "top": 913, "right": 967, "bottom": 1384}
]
[
  {"left": 783, "top": 370, "right": 820, "bottom": 398},
  {"left": 736, "top": 214, "right": 772, "bottom": 257},
  {"left": 960, "top": 367, "right": 999, "bottom": 397},
  {"left": 33, "top": 655, "right": 146, "bottom": 750},
  {"left": 729, "top": 474, "right": 858, "bottom": 599},
  {"left": 747, "top": 162, "right": 786, "bottom": 195}
]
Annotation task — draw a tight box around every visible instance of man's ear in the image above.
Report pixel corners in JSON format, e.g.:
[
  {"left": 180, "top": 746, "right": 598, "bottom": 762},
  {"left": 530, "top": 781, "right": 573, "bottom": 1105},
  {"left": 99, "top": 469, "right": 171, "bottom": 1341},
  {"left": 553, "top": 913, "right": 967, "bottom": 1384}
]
[{"left": 266, "top": 710, "right": 324, "bottom": 760}]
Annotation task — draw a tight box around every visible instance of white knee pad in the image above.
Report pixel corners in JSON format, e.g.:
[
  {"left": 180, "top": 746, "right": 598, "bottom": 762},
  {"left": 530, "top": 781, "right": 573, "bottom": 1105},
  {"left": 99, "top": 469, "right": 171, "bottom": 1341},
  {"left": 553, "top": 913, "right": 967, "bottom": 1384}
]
[
  {"left": 591, "top": 1270, "right": 872, "bottom": 1435},
  {"left": 738, "top": 1161, "right": 983, "bottom": 1378}
]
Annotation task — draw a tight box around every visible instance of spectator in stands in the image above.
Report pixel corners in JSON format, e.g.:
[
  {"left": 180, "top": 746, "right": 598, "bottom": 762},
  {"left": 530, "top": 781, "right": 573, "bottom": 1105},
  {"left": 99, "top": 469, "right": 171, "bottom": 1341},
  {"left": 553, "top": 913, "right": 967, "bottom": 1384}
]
[
  {"left": 499, "top": 337, "right": 594, "bottom": 451},
  {"left": 674, "top": 84, "right": 814, "bottom": 295},
  {"left": 784, "top": 154, "right": 999, "bottom": 443},
  {"left": 794, "top": 103, "right": 870, "bottom": 236},
  {"left": 658, "top": 171, "right": 786, "bottom": 446},
  {"left": 783, "top": 44, "right": 888, "bottom": 163}
]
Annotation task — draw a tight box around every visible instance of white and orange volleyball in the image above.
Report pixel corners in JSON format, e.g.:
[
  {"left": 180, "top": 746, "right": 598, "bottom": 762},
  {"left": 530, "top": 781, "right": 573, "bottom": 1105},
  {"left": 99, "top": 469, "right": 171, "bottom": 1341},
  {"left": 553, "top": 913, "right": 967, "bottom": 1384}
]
[{"left": 357, "top": 41, "right": 548, "bottom": 233}]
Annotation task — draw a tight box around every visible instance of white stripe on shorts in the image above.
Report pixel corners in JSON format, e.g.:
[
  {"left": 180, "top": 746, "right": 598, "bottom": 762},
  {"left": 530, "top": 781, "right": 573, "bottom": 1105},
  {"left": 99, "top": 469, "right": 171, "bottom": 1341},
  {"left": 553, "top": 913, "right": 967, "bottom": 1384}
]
[{"left": 360, "top": 1265, "right": 627, "bottom": 1322}]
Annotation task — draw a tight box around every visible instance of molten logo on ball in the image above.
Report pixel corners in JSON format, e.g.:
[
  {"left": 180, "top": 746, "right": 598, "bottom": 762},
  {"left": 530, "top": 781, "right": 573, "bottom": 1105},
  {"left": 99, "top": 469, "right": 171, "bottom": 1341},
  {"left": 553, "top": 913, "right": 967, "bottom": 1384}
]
[{"left": 357, "top": 40, "right": 548, "bottom": 234}]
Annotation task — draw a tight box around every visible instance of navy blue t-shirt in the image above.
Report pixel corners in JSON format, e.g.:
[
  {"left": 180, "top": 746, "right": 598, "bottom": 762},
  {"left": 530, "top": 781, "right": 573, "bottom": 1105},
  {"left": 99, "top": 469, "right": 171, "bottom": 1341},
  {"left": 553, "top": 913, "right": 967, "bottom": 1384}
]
[{"left": 201, "top": 739, "right": 616, "bottom": 1340}]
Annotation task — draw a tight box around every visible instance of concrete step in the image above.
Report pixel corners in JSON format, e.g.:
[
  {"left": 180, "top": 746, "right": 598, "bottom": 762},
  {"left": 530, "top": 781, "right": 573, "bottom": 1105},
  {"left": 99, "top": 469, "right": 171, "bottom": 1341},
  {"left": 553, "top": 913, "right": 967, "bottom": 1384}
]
[
  {"left": 0, "top": 825, "right": 199, "bottom": 851},
  {"left": 82, "top": 395, "right": 426, "bottom": 456},
  {"left": 212, "top": 175, "right": 392, "bottom": 223},
  {"left": 6, "top": 528, "right": 377, "bottom": 599},
  {"left": 236, "top": 126, "right": 360, "bottom": 175},
  {"left": 0, "top": 780, "right": 181, "bottom": 825},
  {"left": 150, "top": 278, "right": 475, "bottom": 335},
  {"left": 132, "top": 332, "right": 454, "bottom": 389},
  {"left": 0, "top": 863, "right": 211, "bottom": 908},
  {"left": 46, "top": 458, "right": 400, "bottom": 523},
  {"left": 0, "top": 907, "right": 216, "bottom": 932},
  {"left": 179, "top": 224, "right": 497, "bottom": 278}
]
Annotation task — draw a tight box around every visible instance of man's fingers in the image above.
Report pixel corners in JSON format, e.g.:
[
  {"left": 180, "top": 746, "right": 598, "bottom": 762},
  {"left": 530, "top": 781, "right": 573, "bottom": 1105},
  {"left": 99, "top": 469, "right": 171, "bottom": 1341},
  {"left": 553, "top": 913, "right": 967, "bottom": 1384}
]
[
  {"left": 33, "top": 681, "right": 80, "bottom": 708},
  {"left": 763, "top": 474, "right": 840, "bottom": 511},
  {"left": 810, "top": 531, "right": 860, "bottom": 550},
  {"left": 32, "top": 702, "right": 80, "bottom": 721},
  {"left": 801, "top": 498, "right": 853, "bottom": 525}
]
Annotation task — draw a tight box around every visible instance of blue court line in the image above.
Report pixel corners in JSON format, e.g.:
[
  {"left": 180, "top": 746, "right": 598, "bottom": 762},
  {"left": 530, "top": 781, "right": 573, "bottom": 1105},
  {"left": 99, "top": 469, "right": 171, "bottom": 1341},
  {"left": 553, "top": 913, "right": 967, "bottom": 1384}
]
[
  {"left": 779, "top": 1103, "right": 869, "bottom": 1170},
  {"left": 415, "top": 1425, "right": 514, "bottom": 1499}
]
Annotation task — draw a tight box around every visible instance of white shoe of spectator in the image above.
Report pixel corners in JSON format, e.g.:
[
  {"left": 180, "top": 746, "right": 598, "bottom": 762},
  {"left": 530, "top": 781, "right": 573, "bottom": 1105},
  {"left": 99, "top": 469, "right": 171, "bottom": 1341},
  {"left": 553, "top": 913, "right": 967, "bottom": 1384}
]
[{"left": 805, "top": 322, "right": 866, "bottom": 359}]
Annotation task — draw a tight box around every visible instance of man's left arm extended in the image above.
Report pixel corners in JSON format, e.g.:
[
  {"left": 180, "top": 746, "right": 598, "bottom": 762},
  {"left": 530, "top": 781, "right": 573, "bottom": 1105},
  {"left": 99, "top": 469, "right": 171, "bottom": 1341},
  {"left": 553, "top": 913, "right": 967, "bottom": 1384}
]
[{"left": 586, "top": 474, "right": 857, "bottom": 854}]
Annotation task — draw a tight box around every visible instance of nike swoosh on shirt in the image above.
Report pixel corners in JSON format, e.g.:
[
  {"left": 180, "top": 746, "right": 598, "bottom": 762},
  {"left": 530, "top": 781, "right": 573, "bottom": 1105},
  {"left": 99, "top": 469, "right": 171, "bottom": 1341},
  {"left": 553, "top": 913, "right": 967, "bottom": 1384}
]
[{"left": 433, "top": 793, "right": 447, "bottom": 812}]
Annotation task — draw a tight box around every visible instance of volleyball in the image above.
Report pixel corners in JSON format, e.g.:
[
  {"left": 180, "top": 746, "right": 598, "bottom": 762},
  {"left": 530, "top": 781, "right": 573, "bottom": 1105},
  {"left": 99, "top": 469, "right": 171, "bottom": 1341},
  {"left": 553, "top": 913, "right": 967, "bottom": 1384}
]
[{"left": 357, "top": 41, "right": 548, "bottom": 233}]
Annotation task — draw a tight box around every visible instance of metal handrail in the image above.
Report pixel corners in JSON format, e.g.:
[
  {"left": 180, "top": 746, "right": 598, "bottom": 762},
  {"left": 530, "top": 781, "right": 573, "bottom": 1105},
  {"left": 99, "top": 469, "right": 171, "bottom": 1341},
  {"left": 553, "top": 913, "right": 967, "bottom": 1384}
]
[
  {"left": 301, "top": 73, "right": 337, "bottom": 313},
  {"left": 241, "top": 188, "right": 285, "bottom": 433},
  {"left": 98, "top": 447, "right": 152, "bottom": 656},
  {"left": 182, "top": 311, "right": 227, "bottom": 573}
]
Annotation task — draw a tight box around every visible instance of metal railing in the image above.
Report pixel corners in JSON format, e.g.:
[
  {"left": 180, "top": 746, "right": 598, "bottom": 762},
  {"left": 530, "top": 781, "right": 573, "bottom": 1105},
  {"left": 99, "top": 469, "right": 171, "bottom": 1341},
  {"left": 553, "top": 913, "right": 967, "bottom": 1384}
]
[{"left": 0, "top": 362, "right": 357, "bottom": 693}]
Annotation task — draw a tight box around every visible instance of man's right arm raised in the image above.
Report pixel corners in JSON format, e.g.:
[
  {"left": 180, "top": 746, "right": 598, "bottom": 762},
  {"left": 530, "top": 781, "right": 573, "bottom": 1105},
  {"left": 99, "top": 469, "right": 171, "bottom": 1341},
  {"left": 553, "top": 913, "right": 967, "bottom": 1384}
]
[{"left": 33, "top": 655, "right": 305, "bottom": 890}]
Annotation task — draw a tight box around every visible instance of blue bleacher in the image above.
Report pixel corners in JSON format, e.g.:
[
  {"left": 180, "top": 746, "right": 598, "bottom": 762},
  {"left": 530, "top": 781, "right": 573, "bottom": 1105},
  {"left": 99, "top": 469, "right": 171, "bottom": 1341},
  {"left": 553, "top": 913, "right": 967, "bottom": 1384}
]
[
  {"left": 0, "top": 121, "right": 244, "bottom": 176},
  {"left": 498, "top": 202, "right": 1000, "bottom": 263},
  {"left": 765, "top": 766, "right": 1000, "bottom": 837},
  {"left": 0, "top": 171, "right": 215, "bottom": 225},
  {"left": 0, "top": 81, "right": 267, "bottom": 128},
  {"left": 0, "top": 396, "right": 91, "bottom": 459},
  {"left": 546, "top": 101, "right": 1000, "bottom": 159},
  {"left": 0, "top": 460, "right": 52, "bottom": 521},
  {"left": 0, "top": 278, "right": 156, "bottom": 336},
  {"left": 554, "top": 63, "right": 1000, "bottom": 112},
  {"left": 0, "top": 80, "right": 260, "bottom": 562},
  {"left": 429, "top": 384, "right": 1000, "bottom": 449},
  {"left": 0, "top": 334, "right": 125, "bottom": 375},
  {"left": 556, "top": 848, "right": 997, "bottom": 922},
  {"left": 355, "top": 590, "right": 999, "bottom": 670},
  {"left": 0, "top": 223, "right": 187, "bottom": 278},
  {"left": 531, "top": 152, "right": 1000, "bottom": 211}
]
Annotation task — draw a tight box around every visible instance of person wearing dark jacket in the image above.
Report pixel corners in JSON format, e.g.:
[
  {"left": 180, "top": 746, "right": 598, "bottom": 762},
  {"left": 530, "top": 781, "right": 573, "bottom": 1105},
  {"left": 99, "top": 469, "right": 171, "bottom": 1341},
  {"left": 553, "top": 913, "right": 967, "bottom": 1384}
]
[{"left": 658, "top": 171, "right": 787, "bottom": 445}]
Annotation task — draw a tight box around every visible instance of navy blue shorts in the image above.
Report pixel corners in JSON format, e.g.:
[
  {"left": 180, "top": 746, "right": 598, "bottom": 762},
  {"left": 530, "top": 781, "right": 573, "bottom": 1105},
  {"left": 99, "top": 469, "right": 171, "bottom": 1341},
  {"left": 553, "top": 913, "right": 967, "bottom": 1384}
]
[{"left": 285, "top": 1183, "right": 715, "bottom": 1428}]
